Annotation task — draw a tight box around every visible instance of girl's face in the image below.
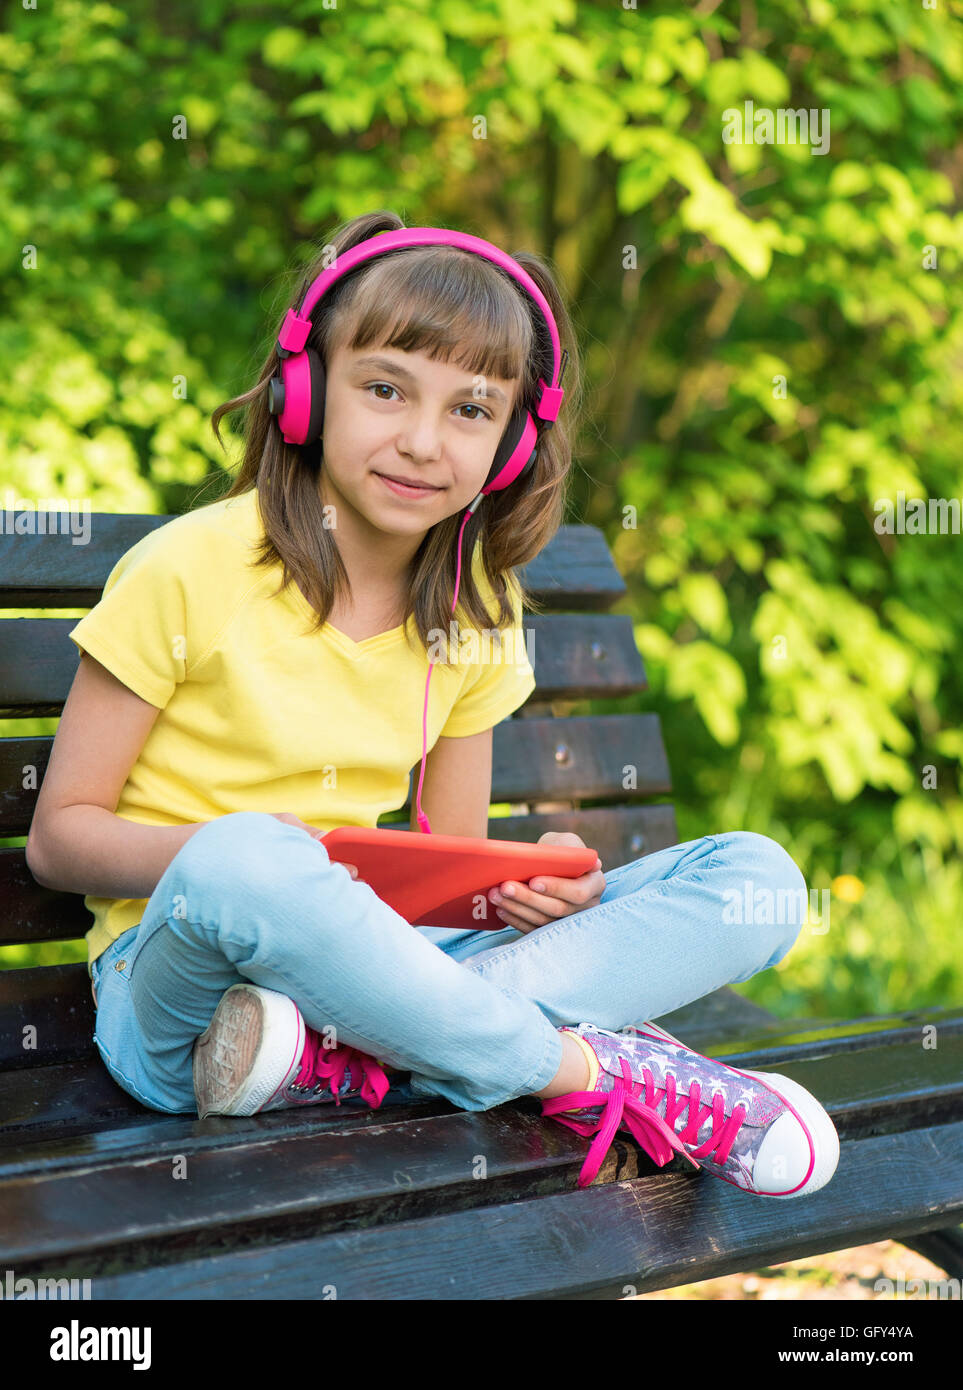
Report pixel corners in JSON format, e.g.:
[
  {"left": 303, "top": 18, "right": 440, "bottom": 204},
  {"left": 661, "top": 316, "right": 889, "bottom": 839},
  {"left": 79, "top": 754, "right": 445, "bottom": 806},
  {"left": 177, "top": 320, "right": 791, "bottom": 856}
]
[{"left": 319, "top": 341, "right": 521, "bottom": 538}]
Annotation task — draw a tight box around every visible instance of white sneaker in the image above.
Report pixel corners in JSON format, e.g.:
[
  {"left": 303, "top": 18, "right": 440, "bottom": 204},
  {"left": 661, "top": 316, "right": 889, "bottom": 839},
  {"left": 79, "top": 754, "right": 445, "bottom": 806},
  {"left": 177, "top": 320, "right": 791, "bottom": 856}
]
[{"left": 192, "top": 983, "right": 391, "bottom": 1118}]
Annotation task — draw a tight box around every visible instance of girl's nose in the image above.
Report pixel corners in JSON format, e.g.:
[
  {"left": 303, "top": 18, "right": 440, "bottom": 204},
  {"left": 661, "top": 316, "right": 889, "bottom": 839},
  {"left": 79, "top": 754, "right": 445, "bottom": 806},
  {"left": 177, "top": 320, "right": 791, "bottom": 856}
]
[{"left": 396, "top": 413, "right": 444, "bottom": 460}]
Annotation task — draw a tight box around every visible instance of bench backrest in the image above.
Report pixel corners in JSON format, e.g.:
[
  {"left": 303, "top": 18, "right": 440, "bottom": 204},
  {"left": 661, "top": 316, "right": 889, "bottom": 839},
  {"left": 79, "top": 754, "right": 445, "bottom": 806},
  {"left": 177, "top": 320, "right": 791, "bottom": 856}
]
[{"left": 0, "top": 509, "right": 677, "bottom": 1068}]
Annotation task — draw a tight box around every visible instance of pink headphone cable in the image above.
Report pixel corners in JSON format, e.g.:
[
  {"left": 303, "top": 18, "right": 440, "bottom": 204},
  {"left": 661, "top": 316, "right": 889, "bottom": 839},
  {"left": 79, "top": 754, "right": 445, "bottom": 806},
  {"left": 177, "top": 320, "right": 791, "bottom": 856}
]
[{"left": 413, "top": 498, "right": 479, "bottom": 834}]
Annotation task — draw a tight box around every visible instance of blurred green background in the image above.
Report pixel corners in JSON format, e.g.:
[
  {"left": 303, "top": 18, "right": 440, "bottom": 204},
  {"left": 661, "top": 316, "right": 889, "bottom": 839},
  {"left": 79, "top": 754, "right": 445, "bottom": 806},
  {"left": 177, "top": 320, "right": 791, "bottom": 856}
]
[{"left": 2, "top": 0, "right": 962, "bottom": 1024}]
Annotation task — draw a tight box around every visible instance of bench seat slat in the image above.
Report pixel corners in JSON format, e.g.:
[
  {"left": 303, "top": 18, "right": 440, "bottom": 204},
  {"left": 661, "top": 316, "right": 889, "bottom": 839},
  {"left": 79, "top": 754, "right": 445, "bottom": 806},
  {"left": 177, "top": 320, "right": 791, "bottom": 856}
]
[
  {"left": 2, "top": 1020, "right": 961, "bottom": 1166},
  {"left": 8, "top": 1118, "right": 963, "bottom": 1300},
  {"left": 0, "top": 1065, "right": 451, "bottom": 1162}
]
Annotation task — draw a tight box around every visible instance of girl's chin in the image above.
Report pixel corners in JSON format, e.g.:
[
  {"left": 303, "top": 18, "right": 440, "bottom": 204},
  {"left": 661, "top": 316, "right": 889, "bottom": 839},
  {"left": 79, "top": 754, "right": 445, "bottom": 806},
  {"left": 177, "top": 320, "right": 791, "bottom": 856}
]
[{"left": 364, "top": 496, "right": 443, "bottom": 532}]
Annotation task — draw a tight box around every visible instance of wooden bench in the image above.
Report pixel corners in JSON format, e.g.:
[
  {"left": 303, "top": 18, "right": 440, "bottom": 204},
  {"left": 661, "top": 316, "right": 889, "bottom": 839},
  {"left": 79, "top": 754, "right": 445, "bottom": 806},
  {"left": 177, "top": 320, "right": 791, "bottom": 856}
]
[{"left": 1, "top": 509, "right": 962, "bottom": 1300}]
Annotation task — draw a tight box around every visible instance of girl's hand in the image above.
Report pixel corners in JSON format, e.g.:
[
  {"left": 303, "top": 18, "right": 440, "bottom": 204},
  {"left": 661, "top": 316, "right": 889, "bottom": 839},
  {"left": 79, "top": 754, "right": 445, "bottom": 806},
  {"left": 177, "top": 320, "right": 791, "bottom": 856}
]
[
  {"left": 270, "top": 812, "right": 325, "bottom": 839},
  {"left": 487, "top": 831, "right": 605, "bottom": 935},
  {"left": 270, "top": 813, "right": 365, "bottom": 882}
]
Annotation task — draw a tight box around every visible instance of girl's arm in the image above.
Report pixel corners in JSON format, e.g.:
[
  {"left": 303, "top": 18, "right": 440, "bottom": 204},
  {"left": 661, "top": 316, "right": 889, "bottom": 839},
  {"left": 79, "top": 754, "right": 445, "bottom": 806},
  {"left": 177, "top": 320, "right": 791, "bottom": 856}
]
[
  {"left": 25, "top": 653, "right": 210, "bottom": 900},
  {"left": 408, "top": 728, "right": 494, "bottom": 840}
]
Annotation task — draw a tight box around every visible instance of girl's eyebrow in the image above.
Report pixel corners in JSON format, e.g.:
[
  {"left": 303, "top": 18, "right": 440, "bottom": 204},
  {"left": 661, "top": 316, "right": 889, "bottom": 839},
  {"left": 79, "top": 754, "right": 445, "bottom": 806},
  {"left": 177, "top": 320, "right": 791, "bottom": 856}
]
[{"left": 351, "top": 354, "right": 509, "bottom": 407}]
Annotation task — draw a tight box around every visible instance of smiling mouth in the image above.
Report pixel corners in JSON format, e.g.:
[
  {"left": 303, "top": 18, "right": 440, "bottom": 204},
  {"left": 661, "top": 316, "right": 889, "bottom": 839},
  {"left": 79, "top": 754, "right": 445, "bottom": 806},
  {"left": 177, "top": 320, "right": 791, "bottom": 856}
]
[{"left": 374, "top": 472, "right": 445, "bottom": 491}]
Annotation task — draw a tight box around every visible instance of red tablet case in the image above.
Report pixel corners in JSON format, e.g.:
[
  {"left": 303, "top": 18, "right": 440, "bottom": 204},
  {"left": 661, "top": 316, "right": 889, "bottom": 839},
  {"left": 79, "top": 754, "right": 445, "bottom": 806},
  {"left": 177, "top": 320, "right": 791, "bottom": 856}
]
[{"left": 321, "top": 826, "right": 599, "bottom": 930}]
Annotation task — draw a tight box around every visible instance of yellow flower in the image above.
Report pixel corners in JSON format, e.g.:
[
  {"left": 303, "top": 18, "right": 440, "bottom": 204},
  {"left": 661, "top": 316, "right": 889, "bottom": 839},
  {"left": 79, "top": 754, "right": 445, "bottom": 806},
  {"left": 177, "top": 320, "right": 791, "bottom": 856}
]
[{"left": 831, "top": 875, "right": 865, "bottom": 903}]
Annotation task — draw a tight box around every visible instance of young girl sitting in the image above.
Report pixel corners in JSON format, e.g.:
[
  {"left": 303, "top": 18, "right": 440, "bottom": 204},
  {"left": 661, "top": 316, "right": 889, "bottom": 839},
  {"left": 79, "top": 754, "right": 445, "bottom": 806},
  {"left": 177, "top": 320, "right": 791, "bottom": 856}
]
[{"left": 27, "top": 210, "right": 839, "bottom": 1198}]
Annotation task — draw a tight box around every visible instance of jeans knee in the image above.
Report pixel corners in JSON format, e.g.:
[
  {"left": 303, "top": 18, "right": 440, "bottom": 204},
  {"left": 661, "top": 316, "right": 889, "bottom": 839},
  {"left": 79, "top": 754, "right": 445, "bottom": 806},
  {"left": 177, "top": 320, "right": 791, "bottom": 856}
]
[
  {"left": 185, "top": 810, "right": 281, "bottom": 854},
  {"left": 161, "top": 812, "right": 330, "bottom": 930},
  {"left": 181, "top": 811, "right": 307, "bottom": 869},
  {"left": 714, "top": 830, "right": 808, "bottom": 965}
]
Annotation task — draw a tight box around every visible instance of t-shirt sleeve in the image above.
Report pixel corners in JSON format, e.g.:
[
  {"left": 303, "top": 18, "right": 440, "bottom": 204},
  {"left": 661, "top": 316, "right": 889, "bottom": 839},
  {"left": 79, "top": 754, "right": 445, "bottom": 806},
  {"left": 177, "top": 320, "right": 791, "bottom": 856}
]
[
  {"left": 439, "top": 572, "right": 537, "bottom": 739},
  {"left": 67, "top": 522, "right": 195, "bottom": 710}
]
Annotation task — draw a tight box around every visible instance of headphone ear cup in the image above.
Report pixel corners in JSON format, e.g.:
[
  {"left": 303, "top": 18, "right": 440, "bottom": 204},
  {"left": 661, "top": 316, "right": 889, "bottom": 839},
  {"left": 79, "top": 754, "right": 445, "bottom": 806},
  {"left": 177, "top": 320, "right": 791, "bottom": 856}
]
[
  {"left": 302, "top": 346, "right": 327, "bottom": 445},
  {"left": 484, "top": 408, "right": 528, "bottom": 489},
  {"left": 485, "top": 408, "right": 539, "bottom": 492}
]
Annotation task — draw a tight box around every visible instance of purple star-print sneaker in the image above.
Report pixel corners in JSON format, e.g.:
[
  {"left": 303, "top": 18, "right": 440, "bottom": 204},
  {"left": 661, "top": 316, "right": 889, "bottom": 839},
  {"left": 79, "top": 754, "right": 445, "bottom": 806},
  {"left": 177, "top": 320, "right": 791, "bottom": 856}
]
[{"left": 542, "top": 1020, "right": 839, "bottom": 1197}]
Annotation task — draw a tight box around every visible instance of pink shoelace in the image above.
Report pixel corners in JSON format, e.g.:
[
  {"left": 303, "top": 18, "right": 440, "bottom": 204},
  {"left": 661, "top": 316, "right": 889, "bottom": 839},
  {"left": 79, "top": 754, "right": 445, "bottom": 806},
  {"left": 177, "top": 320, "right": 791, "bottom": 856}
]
[
  {"left": 292, "top": 1029, "right": 391, "bottom": 1109},
  {"left": 541, "top": 1055, "right": 749, "bottom": 1189}
]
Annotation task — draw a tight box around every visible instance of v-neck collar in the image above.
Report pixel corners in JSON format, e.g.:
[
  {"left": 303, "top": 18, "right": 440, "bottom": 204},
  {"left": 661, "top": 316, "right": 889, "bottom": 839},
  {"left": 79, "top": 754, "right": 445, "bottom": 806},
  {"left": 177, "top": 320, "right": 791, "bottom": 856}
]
[
  {"left": 283, "top": 571, "right": 413, "bottom": 660},
  {"left": 321, "top": 617, "right": 411, "bottom": 658}
]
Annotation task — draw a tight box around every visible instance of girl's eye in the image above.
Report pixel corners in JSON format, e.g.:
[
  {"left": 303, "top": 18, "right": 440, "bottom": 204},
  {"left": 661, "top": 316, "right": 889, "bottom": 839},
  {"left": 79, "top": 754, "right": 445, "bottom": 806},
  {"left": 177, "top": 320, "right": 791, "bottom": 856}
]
[{"left": 366, "top": 383, "right": 491, "bottom": 420}]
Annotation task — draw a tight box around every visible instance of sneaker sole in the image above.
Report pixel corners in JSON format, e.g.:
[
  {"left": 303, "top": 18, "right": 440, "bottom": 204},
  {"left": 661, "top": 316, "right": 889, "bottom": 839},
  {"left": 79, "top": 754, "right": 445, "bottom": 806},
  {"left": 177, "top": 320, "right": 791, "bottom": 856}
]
[{"left": 193, "top": 984, "right": 305, "bottom": 1118}]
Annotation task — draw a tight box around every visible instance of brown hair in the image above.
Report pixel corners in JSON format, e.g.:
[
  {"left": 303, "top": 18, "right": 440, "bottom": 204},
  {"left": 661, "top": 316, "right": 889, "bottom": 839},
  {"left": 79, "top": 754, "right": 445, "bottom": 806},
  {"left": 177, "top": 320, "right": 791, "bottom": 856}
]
[{"left": 201, "top": 209, "right": 583, "bottom": 662}]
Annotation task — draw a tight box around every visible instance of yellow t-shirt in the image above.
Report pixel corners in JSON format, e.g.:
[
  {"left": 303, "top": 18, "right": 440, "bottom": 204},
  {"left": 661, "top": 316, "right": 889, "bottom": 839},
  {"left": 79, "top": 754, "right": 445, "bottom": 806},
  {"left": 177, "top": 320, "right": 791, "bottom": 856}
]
[{"left": 67, "top": 487, "right": 537, "bottom": 970}]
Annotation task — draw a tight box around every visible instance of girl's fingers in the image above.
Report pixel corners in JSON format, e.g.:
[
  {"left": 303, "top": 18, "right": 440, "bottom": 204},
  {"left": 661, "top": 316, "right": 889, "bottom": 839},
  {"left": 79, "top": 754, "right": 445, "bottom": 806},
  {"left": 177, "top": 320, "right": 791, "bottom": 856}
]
[
  {"left": 501, "top": 868, "right": 603, "bottom": 910},
  {"left": 491, "top": 901, "right": 551, "bottom": 933},
  {"left": 488, "top": 866, "right": 606, "bottom": 931},
  {"left": 489, "top": 881, "right": 563, "bottom": 929},
  {"left": 492, "top": 881, "right": 561, "bottom": 910}
]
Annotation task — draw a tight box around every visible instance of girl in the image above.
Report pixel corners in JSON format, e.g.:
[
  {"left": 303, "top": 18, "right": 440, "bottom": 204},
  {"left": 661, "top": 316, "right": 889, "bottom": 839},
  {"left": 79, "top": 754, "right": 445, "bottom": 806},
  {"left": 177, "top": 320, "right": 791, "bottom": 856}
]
[{"left": 27, "top": 210, "right": 839, "bottom": 1197}]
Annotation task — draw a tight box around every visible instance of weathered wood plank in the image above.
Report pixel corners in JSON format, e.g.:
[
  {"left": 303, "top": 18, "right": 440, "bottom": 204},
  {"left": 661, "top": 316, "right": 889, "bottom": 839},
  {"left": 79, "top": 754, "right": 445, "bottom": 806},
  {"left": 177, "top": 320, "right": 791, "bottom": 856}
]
[
  {"left": 0, "top": 964, "right": 94, "bottom": 1067},
  {"left": 14, "top": 1119, "right": 963, "bottom": 1300}
]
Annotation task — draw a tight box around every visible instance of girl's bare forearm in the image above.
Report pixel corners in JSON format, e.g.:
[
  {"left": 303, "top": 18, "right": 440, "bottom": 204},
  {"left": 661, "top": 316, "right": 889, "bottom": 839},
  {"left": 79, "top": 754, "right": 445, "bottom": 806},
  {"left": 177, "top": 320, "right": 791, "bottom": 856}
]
[{"left": 27, "top": 805, "right": 211, "bottom": 901}]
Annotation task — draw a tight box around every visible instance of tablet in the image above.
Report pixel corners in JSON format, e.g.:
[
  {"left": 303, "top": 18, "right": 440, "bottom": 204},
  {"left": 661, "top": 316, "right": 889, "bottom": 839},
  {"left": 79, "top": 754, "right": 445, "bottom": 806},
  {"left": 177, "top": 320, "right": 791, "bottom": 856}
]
[{"left": 320, "top": 826, "right": 600, "bottom": 930}]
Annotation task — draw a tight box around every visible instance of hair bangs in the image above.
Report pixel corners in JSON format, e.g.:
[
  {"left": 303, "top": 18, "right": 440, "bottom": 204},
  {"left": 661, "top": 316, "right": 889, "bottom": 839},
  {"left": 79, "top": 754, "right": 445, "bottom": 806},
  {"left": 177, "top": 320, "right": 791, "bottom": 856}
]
[{"left": 327, "top": 247, "right": 536, "bottom": 394}]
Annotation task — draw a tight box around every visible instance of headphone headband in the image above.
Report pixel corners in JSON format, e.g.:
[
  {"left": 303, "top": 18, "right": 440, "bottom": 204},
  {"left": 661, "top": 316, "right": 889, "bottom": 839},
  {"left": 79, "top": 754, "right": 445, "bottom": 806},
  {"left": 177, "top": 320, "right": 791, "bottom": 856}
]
[{"left": 276, "top": 227, "right": 565, "bottom": 425}]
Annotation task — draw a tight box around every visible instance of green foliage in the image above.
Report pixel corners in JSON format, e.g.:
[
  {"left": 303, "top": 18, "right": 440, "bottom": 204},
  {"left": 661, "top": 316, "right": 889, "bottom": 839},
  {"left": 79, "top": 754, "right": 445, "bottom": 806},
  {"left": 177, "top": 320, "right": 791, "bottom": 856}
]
[{"left": 2, "top": 0, "right": 962, "bottom": 1018}]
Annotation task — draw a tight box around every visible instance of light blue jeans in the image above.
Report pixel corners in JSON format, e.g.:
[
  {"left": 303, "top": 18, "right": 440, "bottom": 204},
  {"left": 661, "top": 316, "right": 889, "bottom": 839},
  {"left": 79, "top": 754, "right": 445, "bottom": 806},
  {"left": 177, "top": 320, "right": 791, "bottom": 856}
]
[{"left": 89, "top": 811, "right": 808, "bottom": 1114}]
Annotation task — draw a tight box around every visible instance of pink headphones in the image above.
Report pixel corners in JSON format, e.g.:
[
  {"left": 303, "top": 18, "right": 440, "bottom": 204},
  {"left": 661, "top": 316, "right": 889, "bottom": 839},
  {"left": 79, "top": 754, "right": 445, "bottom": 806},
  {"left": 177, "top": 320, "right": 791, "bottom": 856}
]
[{"left": 267, "top": 227, "right": 569, "bottom": 838}]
